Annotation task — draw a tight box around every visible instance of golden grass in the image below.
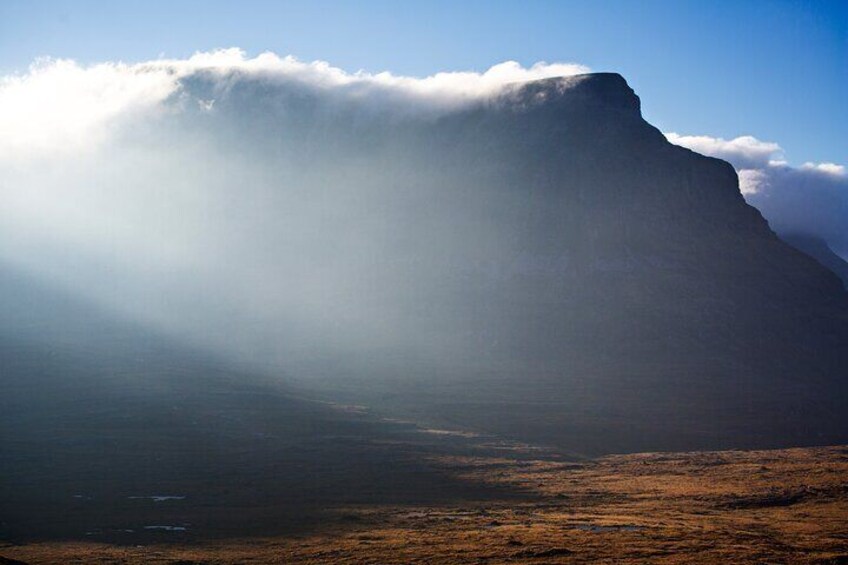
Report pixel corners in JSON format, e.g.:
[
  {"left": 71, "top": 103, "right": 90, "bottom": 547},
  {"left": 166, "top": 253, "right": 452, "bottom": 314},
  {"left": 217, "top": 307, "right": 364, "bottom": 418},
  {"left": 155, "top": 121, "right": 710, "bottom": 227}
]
[{"left": 4, "top": 445, "right": 847, "bottom": 564}]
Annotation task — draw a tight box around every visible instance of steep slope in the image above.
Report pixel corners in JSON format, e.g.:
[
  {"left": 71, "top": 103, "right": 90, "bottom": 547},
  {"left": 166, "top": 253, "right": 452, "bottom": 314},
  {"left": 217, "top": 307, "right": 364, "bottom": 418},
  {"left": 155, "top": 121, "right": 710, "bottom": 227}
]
[{"left": 781, "top": 232, "right": 848, "bottom": 288}]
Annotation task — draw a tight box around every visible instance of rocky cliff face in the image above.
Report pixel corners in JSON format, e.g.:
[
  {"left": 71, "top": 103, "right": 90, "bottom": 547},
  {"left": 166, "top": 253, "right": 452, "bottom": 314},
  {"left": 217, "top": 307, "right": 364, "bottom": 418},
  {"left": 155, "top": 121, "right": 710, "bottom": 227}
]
[{"left": 468, "top": 75, "right": 848, "bottom": 372}]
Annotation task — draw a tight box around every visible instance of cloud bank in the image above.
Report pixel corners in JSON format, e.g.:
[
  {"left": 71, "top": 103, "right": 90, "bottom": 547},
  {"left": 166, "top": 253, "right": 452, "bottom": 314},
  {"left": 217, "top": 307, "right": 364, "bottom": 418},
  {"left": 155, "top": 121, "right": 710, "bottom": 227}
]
[
  {"left": 0, "top": 49, "right": 588, "bottom": 160},
  {"left": 664, "top": 133, "right": 783, "bottom": 170},
  {"left": 666, "top": 132, "right": 847, "bottom": 259}
]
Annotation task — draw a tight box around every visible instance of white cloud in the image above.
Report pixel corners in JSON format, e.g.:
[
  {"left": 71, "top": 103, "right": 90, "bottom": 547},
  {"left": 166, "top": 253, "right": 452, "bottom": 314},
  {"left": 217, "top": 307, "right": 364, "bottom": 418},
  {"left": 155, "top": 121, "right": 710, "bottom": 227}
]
[
  {"left": 0, "top": 49, "right": 589, "bottom": 160},
  {"left": 801, "top": 162, "right": 845, "bottom": 176},
  {"left": 737, "top": 168, "right": 768, "bottom": 195},
  {"left": 664, "top": 132, "right": 782, "bottom": 170},
  {"left": 0, "top": 57, "right": 178, "bottom": 159}
]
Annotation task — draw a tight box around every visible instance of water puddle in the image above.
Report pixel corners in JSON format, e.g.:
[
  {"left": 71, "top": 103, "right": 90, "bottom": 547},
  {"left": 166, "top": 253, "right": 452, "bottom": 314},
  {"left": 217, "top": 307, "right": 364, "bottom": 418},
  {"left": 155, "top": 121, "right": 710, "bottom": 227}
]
[{"left": 128, "top": 495, "right": 186, "bottom": 502}]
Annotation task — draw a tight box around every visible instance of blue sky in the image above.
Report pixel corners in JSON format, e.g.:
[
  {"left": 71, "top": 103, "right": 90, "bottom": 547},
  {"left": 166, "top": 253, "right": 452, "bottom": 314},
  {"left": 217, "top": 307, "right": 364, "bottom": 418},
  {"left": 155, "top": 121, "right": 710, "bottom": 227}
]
[{"left": 0, "top": 0, "right": 845, "bottom": 165}]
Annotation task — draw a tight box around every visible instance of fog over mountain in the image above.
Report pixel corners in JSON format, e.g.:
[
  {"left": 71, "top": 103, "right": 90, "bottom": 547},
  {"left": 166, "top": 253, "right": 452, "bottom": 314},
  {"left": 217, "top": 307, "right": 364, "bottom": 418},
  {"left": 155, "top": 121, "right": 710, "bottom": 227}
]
[
  {"left": 2, "top": 50, "right": 847, "bottom": 454},
  {"left": 0, "top": 50, "right": 592, "bottom": 365}
]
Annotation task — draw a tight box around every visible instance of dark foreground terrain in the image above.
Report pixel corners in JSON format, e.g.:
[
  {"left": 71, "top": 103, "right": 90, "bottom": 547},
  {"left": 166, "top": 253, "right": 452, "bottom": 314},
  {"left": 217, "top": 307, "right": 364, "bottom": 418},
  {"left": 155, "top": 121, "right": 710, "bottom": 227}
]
[{"left": 3, "top": 433, "right": 846, "bottom": 564}]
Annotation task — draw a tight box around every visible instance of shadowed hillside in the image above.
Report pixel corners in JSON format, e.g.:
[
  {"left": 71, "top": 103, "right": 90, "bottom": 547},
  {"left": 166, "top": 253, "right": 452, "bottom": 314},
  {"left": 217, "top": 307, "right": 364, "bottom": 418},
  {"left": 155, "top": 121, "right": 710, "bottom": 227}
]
[{"left": 0, "top": 266, "right": 524, "bottom": 542}]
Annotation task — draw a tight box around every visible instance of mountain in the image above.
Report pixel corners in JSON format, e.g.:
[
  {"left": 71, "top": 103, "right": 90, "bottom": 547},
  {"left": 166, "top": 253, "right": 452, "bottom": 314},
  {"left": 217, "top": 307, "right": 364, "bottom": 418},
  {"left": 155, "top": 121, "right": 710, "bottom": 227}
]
[
  {"left": 780, "top": 233, "right": 848, "bottom": 288},
  {"left": 203, "top": 72, "right": 847, "bottom": 454},
  {"left": 3, "top": 70, "right": 848, "bottom": 475}
]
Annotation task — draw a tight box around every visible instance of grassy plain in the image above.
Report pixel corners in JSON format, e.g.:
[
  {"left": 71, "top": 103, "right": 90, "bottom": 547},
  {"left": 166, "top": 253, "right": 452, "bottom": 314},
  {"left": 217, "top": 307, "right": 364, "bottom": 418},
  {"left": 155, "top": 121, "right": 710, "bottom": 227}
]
[{"left": 4, "top": 441, "right": 846, "bottom": 564}]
